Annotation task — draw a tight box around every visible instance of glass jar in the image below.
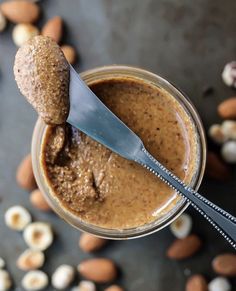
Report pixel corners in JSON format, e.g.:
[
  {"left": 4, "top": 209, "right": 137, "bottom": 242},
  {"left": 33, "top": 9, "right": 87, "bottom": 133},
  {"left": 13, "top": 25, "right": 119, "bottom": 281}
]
[{"left": 32, "top": 65, "right": 206, "bottom": 239}]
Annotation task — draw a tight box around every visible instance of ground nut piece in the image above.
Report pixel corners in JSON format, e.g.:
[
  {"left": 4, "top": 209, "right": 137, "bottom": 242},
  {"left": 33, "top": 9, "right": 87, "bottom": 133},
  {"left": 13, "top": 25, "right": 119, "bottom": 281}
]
[
  {"left": 0, "top": 270, "right": 12, "bottom": 291},
  {"left": 221, "top": 141, "right": 236, "bottom": 163},
  {"left": 30, "top": 189, "right": 50, "bottom": 212},
  {"left": 221, "top": 120, "right": 236, "bottom": 140},
  {"left": 79, "top": 233, "right": 107, "bottom": 253},
  {"left": 17, "top": 249, "right": 45, "bottom": 271},
  {"left": 212, "top": 253, "right": 236, "bottom": 276},
  {"left": 61, "top": 45, "right": 77, "bottom": 64},
  {"left": 16, "top": 154, "right": 36, "bottom": 191},
  {"left": 22, "top": 270, "right": 48, "bottom": 291},
  {"left": 0, "top": 11, "right": 7, "bottom": 32},
  {"left": 12, "top": 24, "right": 39, "bottom": 47},
  {"left": 170, "top": 213, "right": 192, "bottom": 239},
  {"left": 51, "top": 264, "right": 74, "bottom": 289},
  {"left": 208, "top": 124, "right": 226, "bottom": 144},
  {"left": 5, "top": 205, "right": 31, "bottom": 231},
  {"left": 208, "top": 277, "right": 231, "bottom": 291},
  {"left": 23, "top": 222, "right": 53, "bottom": 251},
  {"left": 105, "top": 285, "right": 124, "bottom": 291},
  {"left": 222, "top": 61, "right": 236, "bottom": 88},
  {"left": 0, "top": 258, "right": 5, "bottom": 269},
  {"left": 186, "top": 274, "right": 208, "bottom": 291}
]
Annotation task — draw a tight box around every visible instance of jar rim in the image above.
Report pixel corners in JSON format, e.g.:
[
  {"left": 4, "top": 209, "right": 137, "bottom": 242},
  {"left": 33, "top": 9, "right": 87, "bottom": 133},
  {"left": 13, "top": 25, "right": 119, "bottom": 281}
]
[{"left": 31, "top": 65, "right": 206, "bottom": 239}]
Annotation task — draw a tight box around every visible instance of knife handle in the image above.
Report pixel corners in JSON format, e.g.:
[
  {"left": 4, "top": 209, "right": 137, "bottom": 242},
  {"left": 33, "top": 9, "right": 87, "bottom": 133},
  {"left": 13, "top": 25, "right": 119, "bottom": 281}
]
[{"left": 135, "top": 147, "right": 236, "bottom": 249}]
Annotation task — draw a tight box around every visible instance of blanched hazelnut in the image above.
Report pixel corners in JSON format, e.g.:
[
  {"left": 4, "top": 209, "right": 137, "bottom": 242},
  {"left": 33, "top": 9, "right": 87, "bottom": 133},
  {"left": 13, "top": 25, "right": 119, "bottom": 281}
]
[
  {"left": 0, "top": 270, "right": 12, "bottom": 291},
  {"left": 71, "top": 281, "right": 96, "bottom": 291},
  {"left": 0, "top": 258, "right": 5, "bottom": 269},
  {"left": 170, "top": 213, "right": 192, "bottom": 239},
  {"left": 12, "top": 23, "right": 39, "bottom": 47},
  {"left": 52, "top": 264, "right": 75, "bottom": 289},
  {"left": 221, "top": 120, "right": 236, "bottom": 140},
  {"left": 208, "top": 124, "right": 226, "bottom": 144},
  {"left": 221, "top": 141, "right": 236, "bottom": 163},
  {"left": 22, "top": 270, "right": 48, "bottom": 291},
  {"left": 0, "top": 11, "right": 7, "bottom": 32},
  {"left": 222, "top": 61, "right": 236, "bottom": 88},
  {"left": 5, "top": 205, "right": 32, "bottom": 231},
  {"left": 17, "top": 249, "right": 45, "bottom": 271},
  {"left": 208, "top": 277, "right": 231, "bottom": 291}
]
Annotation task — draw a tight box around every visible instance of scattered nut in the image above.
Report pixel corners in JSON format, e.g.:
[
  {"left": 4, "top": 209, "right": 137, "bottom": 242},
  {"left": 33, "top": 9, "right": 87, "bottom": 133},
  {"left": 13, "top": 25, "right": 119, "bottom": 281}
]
[
  {"left": 0, "top": 11, "right": 7, "bottom": 32},
  {"left": 205, "top": 151, "right": 231, "bottom": 181},
  {"left": 16, "top": 154, "right": 37, "bottom": 191},
  {"left": 61, "top": 45, "right": 77, "bottom": 64},
  {"left": 79, "top": 232, "right": 107, "bottom": 253},
  {"left": 222, "top": 61, "right": 236, "bottom": 88},
  {"left": 30, "top": 189, "right": 50, "bottom": 212},
  {"left": 221, "top": 120, "right": 236, "bottom": 140},
  {"left": 78, "top": 258, "right": 117, "bottom": 283},
  {"left": 23, "top": 222, "right": 53, "bottom": 251},
  {"left": 0, "top": 258, "right": 5, "bottom": 269},
  {"left": 218, "top": 97, "right": 236, "bottom": 120},
  {"left": 0, "top": 270, "right": 12, "bottom": 291},
  {"left": 221, "top": 141, "right": 236, "bottom": 163},
  {"left": 212, "top": 253, "right": 236, "bottom": 276},
  {"left": 41, "top": 16, "right": 63, "bottom": 43},
  {"left": 5, "top": 205, "right": 31, "bottom": 231},
  {"left": 208, "top": 277, "right": 231, "bottom": 291},
  {"left": 12, "top": 23, "right": 39, "bottom": 47},
  {"left": 22, "top": 270, "right": 48, "bottom": 291},
  {"left": 185, "top": 274, "right": 208, "bottom": 291},
  {"left": 71, "top": 280, "right": 96, "bottom": 291},
  {"left": 17, "top": 249, "right": 45, "bottom": 271},
  {"left": 105, "top": 285, "right": 124, "bottom": 291},
  {"left": 0, "top": 0, "right": 40, "bottom": 24},
  {"left": 208, "top": 124, "right": 226, "bottom": 144},
  {"left": 167, "top": 234, "right": 202, "bottom": 260},
  {"left": 170, "top": 213, "right": 192, "bottom": 239},
  {"left": 52, "top": 264, "right": 74, "bottom": 289}
]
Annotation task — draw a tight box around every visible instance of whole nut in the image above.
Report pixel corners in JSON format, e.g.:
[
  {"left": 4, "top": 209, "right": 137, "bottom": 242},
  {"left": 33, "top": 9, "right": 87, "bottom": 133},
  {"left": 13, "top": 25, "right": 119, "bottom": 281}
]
[
  {"left": 105, "top": 285, "right": 124, "bottom": 291},
  {"left": 30, "top": 189, "right": 50, "bottom": 212},
  {"left": 170, "top": 213, "right": 192, "bottom": 239},
  {"left": 0, "top": 11, "right": 7, "bottom": 32},
  {"left": 22, "top": 270, "right": 48, "bottom": 291},
  {"left": 51, "top": 264, "right": 74, "bottom": 289},
  {"left": 222, "top": 61, "right": 236, "bottom": 88},
  {"left": 186, "top": 274, "right": 208, "bottom": 291},
  {"left": 0, "top": 258, "right": 5, "bottom": 269},
  {"left": 78, "top": 258, "right": 117, "bottom": 283},
  {"left": 0, "top": 0, "right": 40, "bottom": 24},
  {"left": 16, "top": 154, "right": 37, "bottom": 191},
  {"left": 166, "top": 234, "right": 202, "bottom": 260},
  {"left": 205, "top": 151, "right": 231, "bottom": 181},
  {"left": 12, "top": 23, "right": 39, "bottom": 47},
  {"left": 221, "top": 141, "right": 236, "bottom": 163},
  {"left": 212, "top": 253, "right": 236, "bottom": 276},
  {"left": 5, "top": 205, "right": 32, "bottom": 231},
  {"left": 79, "top": 232, "right": 107, "bottom": 253},
  {"left": 71, "top": 281, "right": 96, "bottom": 291},
  {"left": 221, "top": 120, "right": 236, "bottom": 140},
  {"left": 61, "top": 45, "right": 77, "bottom": 64},
  {"left": 208, "top": 277, "right": 231, "bottom": 291},
  {"left": 17, "top": 249, "right": 45, "bottom": 271},
  {"left": 208, "top": 124, "right": 226, "bottom": 144},
  {"left": 41, "top": 16, "right": 63, "bottom": 43},
  {"left": 218, "top": 97, "right": 236, "bottom": 119},
  {"left": 0, "top": 270, "right": 12, "bottom": 291}
]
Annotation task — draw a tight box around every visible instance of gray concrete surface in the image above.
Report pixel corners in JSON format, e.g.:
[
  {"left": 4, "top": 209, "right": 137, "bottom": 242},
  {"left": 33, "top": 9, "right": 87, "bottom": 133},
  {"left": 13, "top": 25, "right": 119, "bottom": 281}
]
[{"left": 0, "top": 0, "right": 236, "bottom": 290}]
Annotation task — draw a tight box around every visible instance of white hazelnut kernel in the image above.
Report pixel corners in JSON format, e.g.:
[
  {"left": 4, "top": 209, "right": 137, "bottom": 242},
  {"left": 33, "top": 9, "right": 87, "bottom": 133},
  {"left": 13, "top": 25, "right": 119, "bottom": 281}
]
[
  {"left": 17, "top": 249, "right": 45, "bottom": 271},
  {"left": 221, "top": 141, "right": 236, "bottom": 163},
  {"left": 22, "top": 270, "right": 48, "bottom": 291},
  {"left": 170, "top": 213, "right": 192, "bottom": 239},
  {"left": 52, "top": 264, "right": 75, "bottom": 289},
  {"left": 5, "top": 205, "right": 32, "bottom": 231},
  {"left": 221, "top": 120, "right": 236, "bottom": 140},
  {"left": 0, "top": 270, "right": 12, "bottom": 291},
  {"left": 23, "top": 222, "right": 53, "bottom": 251},
  {"left": 208, "top": 277, "right": 231, "bottom": 291},
  {"left": 12, "top": 24, "right": 39, "bottom": 47},
  {"left": 0, "top": 258, "right": 5, "bottom": 269},
  {"left": 208, "top": 124, "right": 226, "bottom": 144},
  {"left": 222, "top": 61, "right": 236, "bottom": 88},
  {"left": 0, "top": 11, "right": 7, "bottom": 32}
]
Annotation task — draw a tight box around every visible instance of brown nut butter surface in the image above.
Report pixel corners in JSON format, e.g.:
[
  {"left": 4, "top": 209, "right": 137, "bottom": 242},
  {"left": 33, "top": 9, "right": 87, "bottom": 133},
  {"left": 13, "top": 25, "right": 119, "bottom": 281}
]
[{"left": 41, "top": 77, "right": 198, "bottom": 229}]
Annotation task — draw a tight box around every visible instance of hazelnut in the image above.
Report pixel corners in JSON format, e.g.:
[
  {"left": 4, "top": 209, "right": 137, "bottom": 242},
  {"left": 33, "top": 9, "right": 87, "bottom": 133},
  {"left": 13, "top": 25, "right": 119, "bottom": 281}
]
[
  {"left": 0, "top": 11, "right": 7, "bottom": 32},
  {"left": 170, "top": 213, "right": 192, "bottom": 239},
  {"left": 5, "top": 205, "right": 31, "bottom": 231},
  {"left": 17, "top": 249, "right": 45, "bottom": 271},
  {"left": 51, "top": 264, "right": 75, "bottom": 289},
  {"left": 12, "top": 23, "right": 39, "bottom": 47},
  {"left": 0, "top": 270, "right": 12, "bottom": 291},
  {"left": 208, "top": 124, "right": 226, "bottom": 144},
  {"left": 221, "top": 141, "right": 236, "bottom": 163},
  {"left": 208, "top": 277, "right": 231, "bottom": 291},
  {"left": 21, "top": 270, "right": 48, "bottom": 291},
  {"left": 222, "top": 61, "right": 236, "bottom": 88},
  {"left": 30, "top": 189, "right": 50, "bottom": 212}
]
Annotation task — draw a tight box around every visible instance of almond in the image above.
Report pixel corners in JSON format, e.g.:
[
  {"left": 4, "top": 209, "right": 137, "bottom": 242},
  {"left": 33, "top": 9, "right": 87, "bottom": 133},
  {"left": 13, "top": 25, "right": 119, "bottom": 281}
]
[
  {"left": 212, "top": 253, "right": 236, "bottom": 276},
  {"left": 0, "top": 1, "right": 40, "bottom": 24},
  {"left": 105, "top": 285, "right": 124, "bottom": 291},
  {"left": 30, "top": 189, "right": 50, "bottom": 212},
  {"left": 167, "top": 234, "right": 202, "bottom": 260},
  {"left": 205, "top": 151, "right": 231, "bottom": 181},
  {"left": 77, "top": 258, "right": 117, "bottom": 283},
  {"left": 41, "top": 16, "right": 63, "bottom": 43},
  {"left": 79, "top": 233, "right": 107, "bottom": 253},
  {"left": 61, "top": 45, "right": 77, "bottom": 64},
  {"left": 16, "top": 154, "right": 37, "bottom": 191},
  {"left": 218, "top": 97, "right": 236, "bottom": 119},
  {"left": 186, "top": 274, "right": 208, "bottom": 291}
]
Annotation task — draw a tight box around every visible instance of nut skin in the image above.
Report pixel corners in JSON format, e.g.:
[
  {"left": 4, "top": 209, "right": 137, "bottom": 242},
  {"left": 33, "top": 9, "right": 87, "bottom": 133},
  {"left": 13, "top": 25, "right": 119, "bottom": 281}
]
[
  {"left": 167, "top": 234, "right": 202, "bottom": 260},
  {"left": 0, "top": 1, "right": 40, "bottom": 24},
  {"left": 212, "top": 253, "right": 236, "bottom": 276},
  {"left": 79, "top": 232, "right": 107, "bottom": 253},
  {"left": 218, "top": 97, "right": 236, "bottom": 119},
  {"left": 30, "top": 189, "right": 50, "bottom": 212},
  {"left": 186, "top": 275, "right": 208, "bottom": 291},
  {"left": 205, "top": 151, "right": 231, "bottom": 181},
  {"left": 78, "top": 258, "right": 117, "bottom": 283},
  {"left": 16, "top": 154, "right": 37, "bottom": 191},
  {"left": 61, "top": 45, "right": 77, "bottom": 64},
  {"left": 105, "top": 285, "right": 124, "bottom": 291},
  {"left": 14, "top": 36, "right": 70, "bottom": 125},
  {"left": 41, "top": 16, "right": 63, "bottom": 43}
]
